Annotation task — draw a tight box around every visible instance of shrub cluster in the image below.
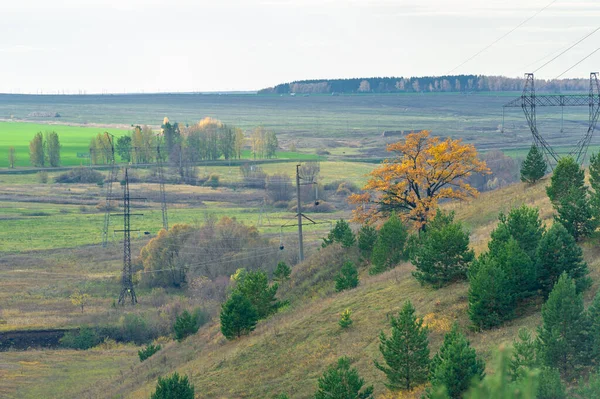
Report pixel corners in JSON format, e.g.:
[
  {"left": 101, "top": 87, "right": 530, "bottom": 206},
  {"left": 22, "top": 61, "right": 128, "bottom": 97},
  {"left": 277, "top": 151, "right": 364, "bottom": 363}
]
[{"left": 55, "top": 167, "right": 104, "bottom": 184}]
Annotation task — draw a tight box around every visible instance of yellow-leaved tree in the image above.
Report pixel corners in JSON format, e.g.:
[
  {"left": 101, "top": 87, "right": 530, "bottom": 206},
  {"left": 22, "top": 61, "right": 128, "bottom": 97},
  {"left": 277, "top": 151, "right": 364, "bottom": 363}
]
[{"left": 349, "top": 131, "right": 489, "bottom": 230}]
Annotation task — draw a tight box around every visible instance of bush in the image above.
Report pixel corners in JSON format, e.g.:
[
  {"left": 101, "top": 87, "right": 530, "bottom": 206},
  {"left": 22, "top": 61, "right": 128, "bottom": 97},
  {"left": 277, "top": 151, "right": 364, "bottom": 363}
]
[
  {"left": 55, "top": 167, "right": 104, "bottom": 184},
  {"left": 266, "top": 173, "right": 293, "bottom": 203},
  {"left": 151, "top": 372, "right": 195, "bottom": 399},
  {"left": 206, "top": 174, "right": 219, "bottom": 188},
  {"left": 60, "top": 326, "right": 101, "bottom": 350},
  {"left": 138, "top": 343, "right": 162, "bottom": 362},
  {"left": 240, "top": 164, "right": 267, "bottom": 188},
  {"left": 37, "top": 170, "right": 49, "bottom": 183},
  {"left": 324, "top": 179, "right": 360, "bottom": 193},
  {"left": 120, "top": 313, "right": 151, "bottom": 345},
  {"left": 174, "top": 310, "right": 199, "bottom": 342}
]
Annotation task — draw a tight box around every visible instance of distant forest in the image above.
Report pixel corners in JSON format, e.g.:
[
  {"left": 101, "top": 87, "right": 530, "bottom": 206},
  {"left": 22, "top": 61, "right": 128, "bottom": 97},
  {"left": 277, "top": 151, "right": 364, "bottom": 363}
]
[{"left": 258, "top": 75, "right": 590, "bottom": 94}]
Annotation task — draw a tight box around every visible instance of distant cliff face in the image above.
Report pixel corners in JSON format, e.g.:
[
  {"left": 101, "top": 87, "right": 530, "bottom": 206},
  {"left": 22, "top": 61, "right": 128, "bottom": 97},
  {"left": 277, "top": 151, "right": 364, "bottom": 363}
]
[{"left": 258, "top": 75, "right": 589, "bottom": 94}]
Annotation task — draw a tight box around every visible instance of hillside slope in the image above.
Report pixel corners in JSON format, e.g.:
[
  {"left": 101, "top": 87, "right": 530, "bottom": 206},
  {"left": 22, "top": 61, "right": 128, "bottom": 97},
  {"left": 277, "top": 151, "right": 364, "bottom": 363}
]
[{"left": 96, "top": 180, "right": 600, "bottom": 398}]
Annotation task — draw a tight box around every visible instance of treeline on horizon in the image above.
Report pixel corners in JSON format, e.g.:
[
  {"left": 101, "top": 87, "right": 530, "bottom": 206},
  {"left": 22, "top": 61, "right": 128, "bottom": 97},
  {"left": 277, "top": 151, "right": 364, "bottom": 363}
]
[{"left": 258, "top": 75, "right": 590, "bottom": 94}]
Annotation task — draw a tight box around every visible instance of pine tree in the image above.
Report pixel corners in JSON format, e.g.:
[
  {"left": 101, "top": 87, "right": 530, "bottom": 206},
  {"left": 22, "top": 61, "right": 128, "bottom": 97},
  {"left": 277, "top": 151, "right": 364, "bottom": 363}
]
[
  {"left": 468, "top": 256, "right": 515, "bottom": 329},
  {"left": 546, "top": 156, "right": 585, "bottom": 203},
  {"left": 537, "top": 273, "right": 589, "bottom": 378},
  {"left": 555, "top": 186, "right": 596, "bottom": 241},
  {"left": 173, "top": 310, "right": 199, "bottom": 341},
  {"left": 589, "top": 151, "right": 600, "bottom": 221},
  {"left": 546, "top": 157, "right": 596, "bottom": 240},
  {"left": 357, "top": 224, "right": 377, "bottom": 258},
  {"left": 234, "top": 270, "right": 279, "bottom": 319},
  {"left": 427, "top": 324, "right": 485, "bottom": 399},
  {"left": 151, "top": 372, "right": 195, "bottom": 399},
  {"left": 520, "top": 144, "right": 546, "bottom": 184},
  {"left": 536, "top": 222, "right": 590, "bottom": 297},
  {"left": 536, "top": 367, "right": 566, "bottom": 399},
  {"left": 339, "top": 309, "right": 353, "bottom": 329},
  {"left": 323, "top": 219, "right": 355, "bottom": 248},
  {"left": 490, "top": 238, "right": 537, "bottom": 301},
  {"left": 273, "top": 261, "right": 291, "bottom": 284},
  {"left": 370, "top": 213, "right": 407, "bottom": 275},
  {"left": 573, "top": 369, "right": 600, "bottom": 398},
  {"left": 587, "top": 290, "right": 600, "bottom": 363},
  {"left": 411, "top": 210, "right": 473, "bottom": 287},
  {"left": 492, "top": 206, "right": 545, "bottom": 260},
  {"left": 220, "top": 291, "right": 258, "bottom": 340},
  {"left": 509, "top": 328, "right": 539, "bottom": 381},
  {"left": 374, "top": 300, "right": 430, "bottom": 391},
  {"left": 462, "top": 347, "right": 538, "bottom": 399},
  {"left": 314, "top": 357, "right": 373, "bottom": 399},
  {"left": 335, "top": 262, "right": 359, "bottom": 292}
]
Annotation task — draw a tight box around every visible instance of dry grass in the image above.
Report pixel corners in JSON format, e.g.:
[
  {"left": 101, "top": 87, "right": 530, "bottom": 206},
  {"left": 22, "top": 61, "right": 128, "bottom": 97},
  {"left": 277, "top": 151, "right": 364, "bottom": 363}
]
[
  {"left": 4, "top": 176, "right": 600, "bottom": 398},
  {"left": 78, "top": 179, "right": 600, "bottom": 399}
]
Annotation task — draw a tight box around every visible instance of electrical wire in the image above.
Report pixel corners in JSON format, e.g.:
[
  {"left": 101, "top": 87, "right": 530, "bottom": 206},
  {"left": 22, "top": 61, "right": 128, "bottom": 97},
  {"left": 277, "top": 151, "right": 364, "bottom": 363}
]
[
  {"left": 533, "top": 26, "right": 600, "bottom": 73},
  {"left": 448, "top": 0, "right": 558, "bottom": 74},
  {"left": 552, "top": 47, "right": 600, "bottom": 80}
]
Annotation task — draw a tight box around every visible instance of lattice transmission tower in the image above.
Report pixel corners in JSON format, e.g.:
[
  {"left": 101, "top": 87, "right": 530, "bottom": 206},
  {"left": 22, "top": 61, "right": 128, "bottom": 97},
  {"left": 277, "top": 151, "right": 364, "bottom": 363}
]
[
  {"left": 113, "top": 168, "right": 144, "bottom": 305},
  {"left": 503, "top": 72, "right": 600, "bottom": 168}
]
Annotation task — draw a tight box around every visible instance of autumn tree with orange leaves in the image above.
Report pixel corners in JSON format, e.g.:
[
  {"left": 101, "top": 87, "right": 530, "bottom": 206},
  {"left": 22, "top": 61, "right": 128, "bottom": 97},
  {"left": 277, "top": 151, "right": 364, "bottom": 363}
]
[{"left": 349, "top": 131, "right": 489, "bottom": 230}]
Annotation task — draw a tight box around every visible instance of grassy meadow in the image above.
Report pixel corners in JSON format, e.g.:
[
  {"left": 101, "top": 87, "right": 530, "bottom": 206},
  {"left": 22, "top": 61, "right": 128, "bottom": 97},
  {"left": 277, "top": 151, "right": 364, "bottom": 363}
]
[
  {"left": 0, "top": 121, "right": 129, "bottom": 168},
  {"left": 2, "top": 91, "right": 600, "bottom": 398},
  {"left": 2, "top": 92, "right": 598, "bottom": 165},
  {"left": 7, "top": 180, "right": 594, "bottom": 399}
]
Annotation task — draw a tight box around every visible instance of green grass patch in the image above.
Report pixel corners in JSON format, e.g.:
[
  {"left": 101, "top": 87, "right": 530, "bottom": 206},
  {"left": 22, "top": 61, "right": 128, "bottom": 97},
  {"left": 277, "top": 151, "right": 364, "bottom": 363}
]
[{"left": 0, "top": 121, "right": 129, "bottom": 168}]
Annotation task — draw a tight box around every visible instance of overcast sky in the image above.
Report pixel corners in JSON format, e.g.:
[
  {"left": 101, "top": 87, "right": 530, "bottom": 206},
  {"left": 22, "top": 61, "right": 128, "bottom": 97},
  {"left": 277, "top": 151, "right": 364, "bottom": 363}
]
[{"left": 1, "top": 0, "right": 599, "bottom": 93}]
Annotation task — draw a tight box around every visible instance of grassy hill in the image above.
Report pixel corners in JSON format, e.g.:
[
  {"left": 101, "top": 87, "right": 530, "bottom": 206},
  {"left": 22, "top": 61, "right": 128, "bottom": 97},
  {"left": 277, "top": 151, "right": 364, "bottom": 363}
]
[{"left": 30, "top": 179, "right": 593, "bottom": 399}]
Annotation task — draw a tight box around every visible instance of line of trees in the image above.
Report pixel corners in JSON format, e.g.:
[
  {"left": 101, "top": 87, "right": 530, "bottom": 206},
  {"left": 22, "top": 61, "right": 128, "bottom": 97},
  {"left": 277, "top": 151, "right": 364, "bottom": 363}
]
[
  {"left": 28, "top": 131, "right": 61, "bottom": 167},
  {"left": 89, "top": 118, "right": 278, "bottom": 172},
  {"left": 259, "top": 75, "right": 590, "bottom": 94}
]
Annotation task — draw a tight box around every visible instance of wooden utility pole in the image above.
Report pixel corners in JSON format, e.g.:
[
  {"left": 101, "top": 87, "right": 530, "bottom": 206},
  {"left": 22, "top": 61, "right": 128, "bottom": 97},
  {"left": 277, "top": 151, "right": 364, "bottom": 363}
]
[{"left": 296, "top": 164, "right": 304, "bottom": 262}]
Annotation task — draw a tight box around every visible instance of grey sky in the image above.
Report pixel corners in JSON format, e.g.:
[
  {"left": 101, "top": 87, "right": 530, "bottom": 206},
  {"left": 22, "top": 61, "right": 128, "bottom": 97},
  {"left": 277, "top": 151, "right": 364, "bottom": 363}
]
[{"left": 1, "top": 0, "right": 599, "bottom": 93}]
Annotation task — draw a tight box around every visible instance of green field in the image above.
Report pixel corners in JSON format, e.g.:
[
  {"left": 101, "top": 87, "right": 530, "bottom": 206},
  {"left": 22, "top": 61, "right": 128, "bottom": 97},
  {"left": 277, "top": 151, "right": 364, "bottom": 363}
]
[
  {"left": 1, "top": 92, "right": 597, "bottom": 164},
  {"left": 0, "top": 122, "right": 129, "bottom": 168},
  {"left": 0, "top": 161, "right": 374, "bottom": 252},
  {"left": 0, "top": 120, "right": 324, "bottom": 168}
]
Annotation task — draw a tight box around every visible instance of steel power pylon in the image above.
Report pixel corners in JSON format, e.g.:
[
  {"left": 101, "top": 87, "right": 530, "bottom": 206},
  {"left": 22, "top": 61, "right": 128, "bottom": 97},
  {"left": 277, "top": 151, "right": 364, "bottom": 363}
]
[
  {"left": 503, "top": 72, "right": 600, "bottom": 167},
  {"left": 113, "top": 168, "right": 144, "bottom": 305},
  {"left": 101, "top": 133, "right": 118, "bottom": 247}
]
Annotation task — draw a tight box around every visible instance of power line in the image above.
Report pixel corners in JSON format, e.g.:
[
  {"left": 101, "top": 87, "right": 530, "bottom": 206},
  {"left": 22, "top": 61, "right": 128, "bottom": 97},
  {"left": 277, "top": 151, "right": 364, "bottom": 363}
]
[
  {"left": 448, "top": 0, "right": 558, "bottom": 74},
  {"left": 533, "top": 26, "right": 600, "bottom": 73},
  {"left": 552, "top": 47, "right": 600, "bottom": 80}
]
